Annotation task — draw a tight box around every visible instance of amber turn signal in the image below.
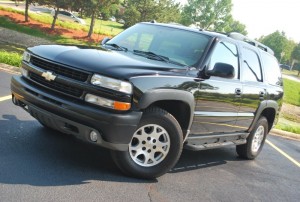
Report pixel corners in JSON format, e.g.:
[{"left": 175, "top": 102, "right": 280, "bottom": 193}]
[{"left": 114, "top": 101, "right": 131, "bottom": 111}]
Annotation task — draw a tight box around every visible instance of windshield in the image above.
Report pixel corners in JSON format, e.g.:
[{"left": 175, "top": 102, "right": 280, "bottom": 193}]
[{"left": 107, "top": 23, "right": 211, "bottom": 67}]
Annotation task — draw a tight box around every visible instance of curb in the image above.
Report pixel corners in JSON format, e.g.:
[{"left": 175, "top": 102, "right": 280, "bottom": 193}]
[
  {"left": 270, "top": 129, "right": 300, "bottom": 140},
  {"left": 0, "top": 63, "right": 20, "bottom": 74}
]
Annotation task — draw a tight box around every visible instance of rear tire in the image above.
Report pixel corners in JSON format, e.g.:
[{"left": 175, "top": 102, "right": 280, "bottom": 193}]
[
  {"left": 111, "top": 107, "right": 183, "bottom": 179},
  {"left": 236, "top": 116, "right": 268, "bottom": 159}
]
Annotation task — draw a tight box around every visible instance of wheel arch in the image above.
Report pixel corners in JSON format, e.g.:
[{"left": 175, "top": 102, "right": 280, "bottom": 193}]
[
  {"left": 137, "top": 89, "right": 195, "bottom": 139},
  {"left": 249, "top": 100, "right": 279, "bottom": 133}
]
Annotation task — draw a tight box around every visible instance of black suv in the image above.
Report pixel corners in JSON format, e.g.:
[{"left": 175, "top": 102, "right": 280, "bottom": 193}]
[{"left": 11, "top": 22, "right": 283, "bottom": 179}]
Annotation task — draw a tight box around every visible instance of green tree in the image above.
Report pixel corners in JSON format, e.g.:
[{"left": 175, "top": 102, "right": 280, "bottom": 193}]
[
  {"left": 24, "top": 0, "right": 32, "bottom": 22},
  {"left": 70, "top": 0, "right": 86, "bottom": 17},
  {"left": 284, "top": 39, "right": 297, "bottom": 64},
  {"left": 292, "top": 43, "right": 300, "bottom": 61},
  {"left": 181, "top": 0, "right": 232, "bottom": 31},
  {"left": 259, "top": 31, "right": 289, "bottom": 61},
  {"left": 37, "top": 0, "right": 71, "bottom": 29},
  {"left": 85, "top": 0, "right": 120, "bottom": 38},
  {"left": 224, "top": 19, "right": 247, "bottom": 35},
  {"left": 123, "top": 0, "right": 181, "bottom": 28},
  {"left": 291, "top": 43, "right": 300, "bottom": 75}
]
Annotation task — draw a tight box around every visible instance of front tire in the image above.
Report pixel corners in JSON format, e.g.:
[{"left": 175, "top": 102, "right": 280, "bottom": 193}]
[
  {"left": 111, "top": 107, "right": 183, "bottom": 179},
  {"left": 236, "top": 116, "right": 268, "bottom": 159}
]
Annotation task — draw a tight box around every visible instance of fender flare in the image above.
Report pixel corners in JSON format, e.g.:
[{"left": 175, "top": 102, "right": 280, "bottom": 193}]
[
  {"left": 137, "top": 89, "right": 195, "bottom": 130},
  {"left": 249, "top": 100, "right": 279, "bottom": 132}
]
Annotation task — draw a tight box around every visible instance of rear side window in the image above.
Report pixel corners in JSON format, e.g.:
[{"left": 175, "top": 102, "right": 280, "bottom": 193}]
[
  {"left": 241, "top": 48, "right": 262, "bottom": 82},
  {"left": 260, "top": 51, "right": 282, "bottom": 86}
]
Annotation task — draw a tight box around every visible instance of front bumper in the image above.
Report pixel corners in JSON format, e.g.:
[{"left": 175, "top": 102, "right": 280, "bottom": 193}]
[{"left": 11, "top": 76, "right": 142, "bottom": 151}]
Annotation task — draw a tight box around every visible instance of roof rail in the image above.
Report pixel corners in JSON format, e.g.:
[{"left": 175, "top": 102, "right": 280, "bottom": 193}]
[{"left": 228, "top": 32, "right": 274, "bottom": 55}]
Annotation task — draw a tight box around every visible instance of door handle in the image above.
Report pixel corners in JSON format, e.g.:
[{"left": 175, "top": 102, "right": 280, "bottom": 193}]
[
  {"left": 259, "top": 91, "right": 265, "bottom": 100},
  {"left": 235, "top": 88, "right": 242, "bottom": 96}
]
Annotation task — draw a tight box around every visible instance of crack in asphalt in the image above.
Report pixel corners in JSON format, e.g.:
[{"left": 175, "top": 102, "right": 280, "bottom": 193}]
[{"left": 147, "top": 184, "right": 153, "bottom": 202}]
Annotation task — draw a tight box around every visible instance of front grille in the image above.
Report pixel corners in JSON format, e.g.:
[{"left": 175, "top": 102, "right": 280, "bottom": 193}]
[
  {"left": 30, "top": 72, "right": 83, "bottom": 97},
  {"left": 31, "top": 56, "right": 89, "bottom": 82}
]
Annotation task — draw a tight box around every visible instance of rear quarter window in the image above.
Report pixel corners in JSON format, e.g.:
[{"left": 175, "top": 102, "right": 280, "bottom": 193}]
[{"left": 260, "top": 51, "right": 282, "bottom": 86}]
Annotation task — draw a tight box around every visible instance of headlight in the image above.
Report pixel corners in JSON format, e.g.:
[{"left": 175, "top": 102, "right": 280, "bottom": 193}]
[
  {"left": 22, "top": 51, "right": 31, "bottom": 63},
  {"left": 91, "top": 74, "right": 132, "bottom": 94},
  {"left": 85, "top": 93, "right": 131, "bottom": 111}
]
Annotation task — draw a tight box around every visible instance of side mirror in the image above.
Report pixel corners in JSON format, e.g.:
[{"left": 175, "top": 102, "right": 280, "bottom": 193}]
[
  {"left": 101, "top": 37, "right": 111, "bottom": 45},
  {"left": 206, "top": 62, "right": 235, "bottom": 79}
]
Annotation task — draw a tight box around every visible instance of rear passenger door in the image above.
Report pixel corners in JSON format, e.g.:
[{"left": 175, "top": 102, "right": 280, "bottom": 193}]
[{"left": 236, "top": 46, "right": 266, "bottom": 129}]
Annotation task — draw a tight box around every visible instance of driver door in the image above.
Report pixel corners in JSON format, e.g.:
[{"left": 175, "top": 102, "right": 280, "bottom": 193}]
[{"left": 190, "top": 40, "right": 243, "bottom": 135}]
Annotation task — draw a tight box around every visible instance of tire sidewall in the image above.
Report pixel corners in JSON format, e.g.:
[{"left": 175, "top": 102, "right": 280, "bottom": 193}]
[
  {"left": 112, "top": 108, "right": 183, "bottom": 179},
  {"left": 246, "top": 117, "right": 268, "bottom": 159}
]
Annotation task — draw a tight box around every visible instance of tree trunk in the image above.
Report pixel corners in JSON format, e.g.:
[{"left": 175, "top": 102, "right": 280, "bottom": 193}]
[
  {"left": 51, "top": 7, "right": 60, "bottom": 30},
  {"left": 25, "top": 0, "right": 29, "bottom": 22},
  {"left": 88, "top": 10, "right": 96, "bottom": 38},
  {"left": 80, "top": 8, "right": 83, "bottom": 18}
]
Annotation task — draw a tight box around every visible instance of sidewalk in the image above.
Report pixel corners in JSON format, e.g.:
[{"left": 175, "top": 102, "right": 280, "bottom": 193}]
[
  {"left": 282, "top": 74, "right": 300, "bottom": 83},
  {"left": 0, "top": 27, "right": 52, "bottom": 48}
]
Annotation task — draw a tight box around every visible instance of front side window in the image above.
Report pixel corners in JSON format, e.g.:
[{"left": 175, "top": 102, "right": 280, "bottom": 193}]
[
  {"left": 209, "top": 41, "right": 239, "bottom": 79},
  {"left": 108, "top": 24, "right": 211, "bottom": 67},
  {"left": 241, "top": 48, "right": 262, "bottom": 82}
]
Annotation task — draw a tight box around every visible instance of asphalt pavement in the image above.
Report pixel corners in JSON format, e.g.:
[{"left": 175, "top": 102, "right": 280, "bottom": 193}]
[{"left": 0, "top": 70, "right": 299, "bottom": 202}]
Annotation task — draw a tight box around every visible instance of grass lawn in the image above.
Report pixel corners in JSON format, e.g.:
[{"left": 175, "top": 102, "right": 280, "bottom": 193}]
[
  {"left": 0, "top": 16, "right": 89, "bottom": 45},
  {"left": 0, "top": 50, "right": 22, "bottom": 67},
  {"left": 283, "top": 78, "right": 300, "bottom": 106},
  {"left": 0, "top": 6, "right": 124, "bottom": 36},
  {"left": 275, "top": 79, "right": 300, "bottom": 134},
  {"left": 275, "top": 117, "right": 300, "bottom": 134},
  {"left": 0, "top": 42, "right": 25, "bottom": 54}
]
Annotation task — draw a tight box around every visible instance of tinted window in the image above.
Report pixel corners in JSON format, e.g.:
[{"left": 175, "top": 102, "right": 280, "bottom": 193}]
[
  {"left": 60, "top": 11, "right": 71, "bottom": 16},
  {"left": 261, "top": 51, "right": 282, "bottom": 86},
  {"left": 209, "top": 41, "right": 239, "bottom": 79},
  {"left": 242, "top": 48, "right": 262, "bottom": 82},
  {"left": 108, "top": 24, "right": 211, "bottom": 67}
]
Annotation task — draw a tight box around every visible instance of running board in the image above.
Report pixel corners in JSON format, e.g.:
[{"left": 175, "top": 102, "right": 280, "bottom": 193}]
[{"left": 184, "top": 132, "right": 248, "bottom": 151}]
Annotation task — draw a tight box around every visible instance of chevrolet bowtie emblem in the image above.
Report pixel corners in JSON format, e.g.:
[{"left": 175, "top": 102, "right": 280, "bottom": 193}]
[{"left": 41, "top": 71, "right": 56, "bottom": 81}]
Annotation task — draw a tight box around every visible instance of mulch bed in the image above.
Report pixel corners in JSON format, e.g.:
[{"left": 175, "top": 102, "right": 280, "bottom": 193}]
[{"left": 0, "top": 10, "right": 106, "bottom": 43}]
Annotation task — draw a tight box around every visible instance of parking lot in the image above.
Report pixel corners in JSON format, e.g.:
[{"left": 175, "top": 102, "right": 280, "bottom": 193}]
[{"left": 0, "top": 70, "right": 299, "bottom": 202}]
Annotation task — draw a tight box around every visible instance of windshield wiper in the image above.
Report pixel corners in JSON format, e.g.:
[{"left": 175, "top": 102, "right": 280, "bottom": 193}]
[
  {"left": 104, "top": 43, "right": 128, "bottom": 51},
  {"left": 133, "top": 50, "right": 191, "bottom": 68},
  {"left": 133, "top": 50, "right": 169, "bottom": 62}
]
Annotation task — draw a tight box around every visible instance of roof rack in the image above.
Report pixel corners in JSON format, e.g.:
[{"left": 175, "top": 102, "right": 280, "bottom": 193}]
[{"left": 228, "top": 32, "right": 274, "bottom": 55}]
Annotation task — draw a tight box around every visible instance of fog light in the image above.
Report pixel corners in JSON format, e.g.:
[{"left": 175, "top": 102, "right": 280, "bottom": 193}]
[{"left": 89, "top": 130, "right": 98, "bottom": 142}]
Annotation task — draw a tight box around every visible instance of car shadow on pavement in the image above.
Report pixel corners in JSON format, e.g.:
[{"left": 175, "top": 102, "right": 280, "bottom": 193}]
[
  {"left": 0, "top": 114, "right": 156, "bottom": 186},
  {"left": 169, "top": 145, "right": 246, "bottom": 174},
  {"left": 0, "top": 114, "right": 245, "bottom": 185}
]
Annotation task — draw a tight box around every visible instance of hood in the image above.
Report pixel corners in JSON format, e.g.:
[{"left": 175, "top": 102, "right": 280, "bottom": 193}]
[{"left": 28, "top": 45, "right": 187, "bottom": 80}]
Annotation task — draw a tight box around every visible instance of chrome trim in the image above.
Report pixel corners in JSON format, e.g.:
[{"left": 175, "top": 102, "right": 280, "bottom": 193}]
[{"left": 194, "top": 111, "right": 254, "bottom": 117}]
